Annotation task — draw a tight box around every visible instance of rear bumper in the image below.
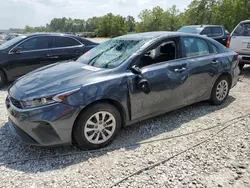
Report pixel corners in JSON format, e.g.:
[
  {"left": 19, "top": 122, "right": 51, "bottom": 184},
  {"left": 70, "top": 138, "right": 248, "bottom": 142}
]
[{"left": 238, "top": 54, "right": 250, "bottom": 64}]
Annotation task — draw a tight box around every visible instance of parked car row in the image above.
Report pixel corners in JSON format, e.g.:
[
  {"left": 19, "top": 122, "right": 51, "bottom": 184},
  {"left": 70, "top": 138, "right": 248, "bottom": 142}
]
[
  {"left": 179, "top": 20, "right": 250, "bottom": 70},
  {"left": 178, "top": 25, "right": 230, "bottom": 46},
  {"left": 5, "top": 31, "right": 239, "bottom": 149}
]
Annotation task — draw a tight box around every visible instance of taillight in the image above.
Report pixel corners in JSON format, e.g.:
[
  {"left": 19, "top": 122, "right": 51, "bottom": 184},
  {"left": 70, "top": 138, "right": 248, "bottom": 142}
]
[{"left": 226, "top": 36, "right": 231, "bottom": 48}]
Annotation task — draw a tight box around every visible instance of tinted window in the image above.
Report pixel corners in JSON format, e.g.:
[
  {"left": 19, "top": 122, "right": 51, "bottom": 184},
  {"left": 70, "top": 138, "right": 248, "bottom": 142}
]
[
  {"left": 211, "top": 27, "right": 223, "bottom": 37},
  {"left": 183, "top": 37, "right": 210, "bottom": 57},
  {"left": 18, "top": 37, "right": 52, "bottom": 51},
  {"left": 201, "top": 27, "right": 212, "bottom": 37},
  {"left": 178, "top": 27, "right": 203, "bottom": 34},
  {"left": 54, "top": 36, "right": 81, "bottom": 47},
  {"left": 233, "top": 23, "right": 250, "bottom": 36}
]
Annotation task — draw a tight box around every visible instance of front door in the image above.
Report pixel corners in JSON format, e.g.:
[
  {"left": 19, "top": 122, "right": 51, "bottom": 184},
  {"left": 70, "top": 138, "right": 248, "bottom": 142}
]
[
  {"left": 6, "top": 36, "right": 54, "bottom": 80},
  {"left": 127, "top": 58, "right": 190, "bottom": 120},
  {"left": 127, "top": 38, "right": 191, "bottom": 120}
]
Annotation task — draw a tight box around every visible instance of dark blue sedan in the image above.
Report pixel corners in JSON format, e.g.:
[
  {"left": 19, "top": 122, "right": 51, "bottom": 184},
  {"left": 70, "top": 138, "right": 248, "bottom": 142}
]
[
  {"left": 0, "top": 33, "right": 98, "bottom": 87},
  {"left": 6, "top": 32, "right": 240, "bottom": 149}
]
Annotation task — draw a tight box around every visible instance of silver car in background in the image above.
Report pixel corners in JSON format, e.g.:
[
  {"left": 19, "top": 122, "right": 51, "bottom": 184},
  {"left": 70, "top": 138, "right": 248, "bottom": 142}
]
[{"left": 227, "top": 20, "right": 250, "bottom": 70}]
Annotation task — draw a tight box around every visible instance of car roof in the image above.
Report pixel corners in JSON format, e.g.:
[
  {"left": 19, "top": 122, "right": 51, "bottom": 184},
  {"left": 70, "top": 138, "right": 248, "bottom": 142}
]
[
  {"left": 241, "top": 20, "right": 250, "bottom": 24},
  {"left": 115, "top": 31, "right": 202, "bottom": 40},
  {"left": 26, "top": 32, "right": 78, "bottom": 38},
  {"left": 181, "top": 25, "right": 223, "bottom": 28}
]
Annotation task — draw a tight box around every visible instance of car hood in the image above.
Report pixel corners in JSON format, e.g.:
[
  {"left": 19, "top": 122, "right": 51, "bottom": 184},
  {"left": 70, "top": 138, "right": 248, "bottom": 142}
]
[{"left": 12, "top": 61, "right": 105, "bottom": 99}]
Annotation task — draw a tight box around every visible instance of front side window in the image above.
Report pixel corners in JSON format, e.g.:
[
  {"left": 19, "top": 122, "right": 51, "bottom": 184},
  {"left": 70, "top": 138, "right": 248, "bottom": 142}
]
[
  {"left": 17, "top": 37, "right": 52, "bottom": 51},
  {"left": 178, "top": 27, "right": 203, "bottom": 34},
  {"left": 135, "top": 39, "right": 178, "bottom": 68},
  {"left": 77, "top": 38, "right": 149, "bottom": 69},
  {"left": 201, "top": 27, "right": 212, "bottom": 37},
  {"left": 54, "top": 36, "right": 81, "bottom": 47},
  {"left": 233, "top": 23, "right": 250, "bottom": 36},
  {"left": 183, "top": 37, "right": 210, "bottom": 57}
]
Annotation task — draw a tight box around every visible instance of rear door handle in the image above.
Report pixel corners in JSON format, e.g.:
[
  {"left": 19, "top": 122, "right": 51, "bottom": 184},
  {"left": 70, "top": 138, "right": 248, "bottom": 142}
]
[{"left": 174, "top": 67, "right": 186, "bottom": 73}]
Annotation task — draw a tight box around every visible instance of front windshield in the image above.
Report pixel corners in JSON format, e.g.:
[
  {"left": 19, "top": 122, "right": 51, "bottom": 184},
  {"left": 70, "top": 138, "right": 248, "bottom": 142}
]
[
  {"left": 0, "top": 35, "right": 26, "bottom": 50},
  {"left": 77, "top": 38, "right": 148, "bottom": 69},
  {"left": 178, "top": 27, "right": 203, "bottom": 34}
]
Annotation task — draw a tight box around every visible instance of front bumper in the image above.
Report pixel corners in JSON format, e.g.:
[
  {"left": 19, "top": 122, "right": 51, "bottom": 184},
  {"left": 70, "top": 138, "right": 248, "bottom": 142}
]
[
  {"left": 6, "top": 96, "right": 80, "bottom": 146},
  {"left": 239, "top": 54, "right": 250, "bottom": 64}
]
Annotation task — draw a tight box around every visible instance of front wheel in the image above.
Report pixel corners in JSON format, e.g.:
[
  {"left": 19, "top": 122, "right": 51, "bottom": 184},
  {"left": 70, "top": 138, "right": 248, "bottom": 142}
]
[
  {"left": 210, "top": 76, "right": 230, "bottom": 105},
  {"left": 73, "top": 103, "right": 122, "bottom": 150}
]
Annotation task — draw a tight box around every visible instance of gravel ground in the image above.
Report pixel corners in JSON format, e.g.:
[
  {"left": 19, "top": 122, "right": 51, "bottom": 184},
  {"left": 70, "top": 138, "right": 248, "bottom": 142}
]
[{"left": 0, "top": 67, "right": 250, "bottom": 188}]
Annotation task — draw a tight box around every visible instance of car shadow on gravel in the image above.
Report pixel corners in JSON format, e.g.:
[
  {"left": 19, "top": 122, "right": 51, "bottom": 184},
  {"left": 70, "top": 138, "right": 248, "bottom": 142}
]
[{"left": 0, "top": 94, "right": 236, "bottom": 173}]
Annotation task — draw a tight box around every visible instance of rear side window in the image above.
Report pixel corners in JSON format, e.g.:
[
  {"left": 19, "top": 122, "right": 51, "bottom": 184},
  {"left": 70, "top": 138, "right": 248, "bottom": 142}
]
[
  {"left": 18, "top": 37, "right": 52, "bottom": 51},
  {"left": 233, "top": 23, "right": 250, "bottom": 36},
  {"left": 211, "top": 27, "right": 223, "bottom": 37},
  {"left": 54, "top": 36, "right": 81, "bottom": 48},
  {"left": 183, "top": 37, "right": 210, "bottom": 57}
]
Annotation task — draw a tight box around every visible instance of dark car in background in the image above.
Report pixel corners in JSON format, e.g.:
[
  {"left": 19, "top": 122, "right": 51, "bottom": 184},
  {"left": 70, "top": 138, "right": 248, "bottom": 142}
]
[
  {"left": 6, "top": 32, "right": 239, "bottom": 149},
  {"left": 0, "top": 33, "right": 98, "bottom": 87},
  {"left": 178, "top": 25, "right": 230, "bottom": 46}
]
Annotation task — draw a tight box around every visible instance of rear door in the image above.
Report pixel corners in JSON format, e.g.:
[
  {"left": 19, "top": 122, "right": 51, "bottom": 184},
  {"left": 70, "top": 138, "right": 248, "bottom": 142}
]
[
  {"left": 50, "top": 36, "right": 84, "bottom": 62},
  {"left": 180, "top": 37, "right": 217, "bottom": 103},
  {"left": 230, "top": 22, "right": 250, "bottom": 54}
]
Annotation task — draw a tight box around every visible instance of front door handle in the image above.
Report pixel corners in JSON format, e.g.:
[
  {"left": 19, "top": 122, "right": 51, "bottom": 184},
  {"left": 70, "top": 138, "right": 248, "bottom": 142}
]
[
  {"left": 174, "top": 67, "right": 186, "bottom": 73},
  {"left": 46, "top": 54, "right": 59, "bottom": 59},
  {"left": 212, "top": 59, "right": 219, "bottom": 64}
]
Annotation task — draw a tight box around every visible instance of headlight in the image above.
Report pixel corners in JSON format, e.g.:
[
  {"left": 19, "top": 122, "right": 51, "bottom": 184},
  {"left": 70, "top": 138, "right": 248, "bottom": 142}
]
[
  {"left": 21, "top": 96, "right": 55, "bottom": 108},
  {"left": 21, "top": 88, "right": 80, "bottom": 108}
]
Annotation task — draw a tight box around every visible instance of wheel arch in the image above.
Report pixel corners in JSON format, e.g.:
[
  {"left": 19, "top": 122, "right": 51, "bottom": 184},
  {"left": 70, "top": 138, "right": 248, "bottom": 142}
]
[
  {"left": 71, "top": 98, "right": 127, "bottom": 142},
  {"left": 219, "top": 72, "right": 232, "bottom": 88}
]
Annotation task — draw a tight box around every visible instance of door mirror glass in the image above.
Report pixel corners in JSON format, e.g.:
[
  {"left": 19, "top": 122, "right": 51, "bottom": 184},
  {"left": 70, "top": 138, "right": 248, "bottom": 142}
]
[
  {"left": 130, "top": 65, "right": 142, "bottom": 74},
  {"left": 12, "top": 46, "right": 22, "bottom": 54},
  {"left": 138, "top": 79, "right": 151, "bottom": 94}
]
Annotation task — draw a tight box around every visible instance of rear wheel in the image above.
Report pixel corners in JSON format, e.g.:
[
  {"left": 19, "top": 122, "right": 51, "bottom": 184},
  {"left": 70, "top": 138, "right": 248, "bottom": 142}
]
[
  {"left": 0, "top": 69, "right": 6, "bottom": 88},
  {"left": 73, "top": 103, "right": 121, "bottom": 150},
  {"left": 211, "top": 76, "right": 230, "bottom": 105}
]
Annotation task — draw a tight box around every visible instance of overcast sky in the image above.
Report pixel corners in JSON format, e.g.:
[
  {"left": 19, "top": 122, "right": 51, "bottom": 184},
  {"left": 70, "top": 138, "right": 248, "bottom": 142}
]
[{"left": 0, "top": 0, "right": 192, "bottom": 29}]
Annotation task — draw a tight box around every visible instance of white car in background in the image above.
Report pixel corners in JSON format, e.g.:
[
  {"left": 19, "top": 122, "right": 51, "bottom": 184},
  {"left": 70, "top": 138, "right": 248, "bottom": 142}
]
[{"left": 228, "top": 20, "right": 250, "bottom": 70}]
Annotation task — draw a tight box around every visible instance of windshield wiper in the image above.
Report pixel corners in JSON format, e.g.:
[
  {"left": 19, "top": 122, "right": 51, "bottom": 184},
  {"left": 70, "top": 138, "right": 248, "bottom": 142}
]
[{"left": 88, "top": 44, "right": 117, "bottom": 66}]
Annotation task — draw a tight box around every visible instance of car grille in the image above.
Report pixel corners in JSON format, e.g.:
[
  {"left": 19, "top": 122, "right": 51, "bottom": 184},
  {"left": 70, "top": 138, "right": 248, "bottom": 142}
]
[{"left": 9, "top": 97, "right": 23, "bottom": 109}]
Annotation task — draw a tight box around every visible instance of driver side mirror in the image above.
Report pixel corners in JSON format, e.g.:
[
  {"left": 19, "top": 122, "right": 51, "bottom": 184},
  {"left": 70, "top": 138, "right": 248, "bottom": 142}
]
[
  {"left": 12, "top": 46, "right": 22, "bottom": 54},
  {"left": 130, "top": 65, "right": 142, "bottom": 75}
]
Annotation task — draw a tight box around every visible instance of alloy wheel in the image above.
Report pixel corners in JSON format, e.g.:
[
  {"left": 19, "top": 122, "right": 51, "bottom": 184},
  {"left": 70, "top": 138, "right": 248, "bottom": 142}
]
[
  {"left": 216, "top": 80, "right": 229, "bottom": 101},
  {"left": 84, "top": 111, "right": 116, "bottom": 144}
]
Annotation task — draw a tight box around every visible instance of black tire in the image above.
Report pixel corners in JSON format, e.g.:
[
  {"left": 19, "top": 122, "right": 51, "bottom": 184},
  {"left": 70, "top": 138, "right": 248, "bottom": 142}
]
[
  {"left": 0, "top": 69, "right": 6, "bottom": 88},
  {"left": 211, "top": 75, "right": 230, "bottom": 105},
  {"left": 73, "top": 103, "right": 122, "bottom": 150},
  {"left": 239, "top": 63, "right": 245, "bottom": 70}
]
